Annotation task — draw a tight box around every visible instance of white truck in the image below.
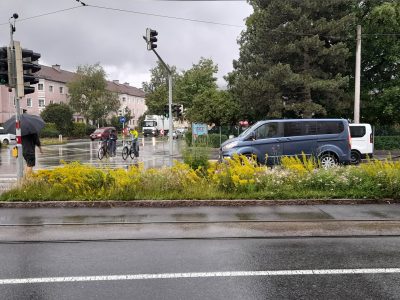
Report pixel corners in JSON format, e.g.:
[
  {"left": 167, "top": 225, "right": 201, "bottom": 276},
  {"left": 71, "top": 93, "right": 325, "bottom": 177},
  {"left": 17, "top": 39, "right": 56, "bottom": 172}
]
[
  {"left": 142, "top": 115, "right": 170, "bottom": 137},
  {"left": 0, "top": 127, "right": 16, "bottom": 145}
]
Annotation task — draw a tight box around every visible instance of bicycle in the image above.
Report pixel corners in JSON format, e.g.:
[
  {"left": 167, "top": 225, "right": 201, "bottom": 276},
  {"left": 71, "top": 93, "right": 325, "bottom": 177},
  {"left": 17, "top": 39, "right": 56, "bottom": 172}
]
[
  {"left": 122, "top": 139, "right": 139, "bottom": 160},
  {"left": 98, "top": 139, "right": 110, "bottom": 160}
]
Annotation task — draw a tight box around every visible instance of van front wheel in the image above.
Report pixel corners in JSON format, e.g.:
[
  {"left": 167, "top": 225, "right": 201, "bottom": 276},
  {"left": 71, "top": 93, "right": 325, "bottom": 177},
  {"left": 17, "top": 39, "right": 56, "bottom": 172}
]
[{"left": 319, "top": 153, "right": 338, "bottom": 169}]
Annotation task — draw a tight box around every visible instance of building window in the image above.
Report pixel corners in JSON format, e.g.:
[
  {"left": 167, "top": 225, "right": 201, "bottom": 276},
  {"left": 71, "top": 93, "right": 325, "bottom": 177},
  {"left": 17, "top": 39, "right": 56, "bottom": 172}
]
[
  {"left": 59, "top": 87, "right": 63, "bottom": 94},
  {"left": 27, "top": 98, "right": 32, "bottom": 107},
  {"left": 38, "top": 99, "right": 45, "bottom": 107},
  {"left": 50, "top": 100, "right": 54, "bottom": 104},
  {"left": 38, "top": 83, "right": 44, "bottom": 91},
  {"left": 122, "top": 97, "right": 126, "bottom": 102},
  {"left": 49, "top": 85, "right": 53, "bottom": 92}
]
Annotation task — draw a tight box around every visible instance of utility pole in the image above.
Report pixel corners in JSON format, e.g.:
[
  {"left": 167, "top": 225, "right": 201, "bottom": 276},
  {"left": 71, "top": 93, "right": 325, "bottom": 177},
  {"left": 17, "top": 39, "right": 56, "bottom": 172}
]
[
  {"left": 354, "top": 25, "right": 361, "bottom": 124},
  {"left": 144, "top": 29, "right": 173, "bottom": 166}
]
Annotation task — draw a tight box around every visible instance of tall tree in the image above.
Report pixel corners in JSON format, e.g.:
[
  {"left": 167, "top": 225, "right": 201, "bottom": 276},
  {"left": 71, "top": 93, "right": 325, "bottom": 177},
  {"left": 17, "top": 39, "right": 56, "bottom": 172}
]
[
  {"left": 142, "top": 61, "right": 178, "bottom": 115},
  {"left": 67, "top": 63, "right": 119, "bottom": 124},
  {"left": 185, "top": 89, "right": 239, "bottom": 126},
  {"left": 356, "top": 1, "right": 400, "bottom": 125},
  {"left": 175, "top": 58, "right": 218, "bottom": 108},
  {"left": 40, "top": 103, "right": 73, "bottom": 135},
  {"left": 228, "top": 0, "right": 354, "bottom": 121}
]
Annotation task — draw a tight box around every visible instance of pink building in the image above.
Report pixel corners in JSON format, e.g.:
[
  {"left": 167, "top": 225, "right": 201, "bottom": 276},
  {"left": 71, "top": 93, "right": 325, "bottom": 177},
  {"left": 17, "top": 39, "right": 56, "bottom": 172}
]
[{"left": 0, "top": 64, "right": 147, "bottom": 126}]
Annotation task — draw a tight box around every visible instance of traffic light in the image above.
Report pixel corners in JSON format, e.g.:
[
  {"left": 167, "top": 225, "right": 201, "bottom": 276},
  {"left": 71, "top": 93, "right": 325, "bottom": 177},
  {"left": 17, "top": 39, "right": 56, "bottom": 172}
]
[
  {"left": 172, "top": 104, "right": 183, "bottom": 118},
  {"left": 0, "top": 47, "right": 10, "bottom": 86},
  {"left": 21, "top": 48, "right": 41, "bottom": 95},
  {"left": 177, "top": 105, "right": 183, "bottom": 118},
  {"left": 146, "top": 28, "right": 158, "bottom": 50},
  {"left": 164, "top": 104, "right": 169, "bottom": 118}
]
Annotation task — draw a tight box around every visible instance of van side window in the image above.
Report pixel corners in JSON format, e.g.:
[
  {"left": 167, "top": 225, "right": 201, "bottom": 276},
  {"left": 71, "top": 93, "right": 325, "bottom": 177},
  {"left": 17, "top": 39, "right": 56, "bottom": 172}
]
[
  {"left": 350, "top": 126, "right": 366, "bottom": 138},
  {"left": 317, "top": 121, "right": 344, "bottom": 134},
  {"left": 284, "top": 121, "right": 317, "bottom": 137},
  {"left": 255, "top": 122, "right": 281, "bottom": 139},
  {"left": 284, "top": 122, "right": 302, "bottom": 137}
]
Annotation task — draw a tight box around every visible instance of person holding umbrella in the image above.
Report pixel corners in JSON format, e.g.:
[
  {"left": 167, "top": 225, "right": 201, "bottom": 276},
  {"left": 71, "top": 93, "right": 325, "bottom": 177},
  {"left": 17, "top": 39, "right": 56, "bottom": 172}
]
[
  {"left": 21, "top": 133, "right": 43, "bottom": 173},
  {"left": 3, "top": 113, "right": 45, "bottom": 174}
]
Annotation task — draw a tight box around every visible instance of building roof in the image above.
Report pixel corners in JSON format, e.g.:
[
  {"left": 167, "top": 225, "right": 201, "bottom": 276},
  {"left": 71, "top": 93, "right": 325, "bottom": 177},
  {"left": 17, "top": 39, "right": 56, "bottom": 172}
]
[{"left": 37, "top": 65, "right": 146, "bottom": 98}]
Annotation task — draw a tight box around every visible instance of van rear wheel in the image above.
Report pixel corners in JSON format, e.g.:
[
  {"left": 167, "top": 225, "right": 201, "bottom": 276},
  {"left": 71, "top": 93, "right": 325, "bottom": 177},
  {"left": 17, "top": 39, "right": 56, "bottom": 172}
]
[
  {"left": 242, "top": 154, "right": 258, "bottom": 166},
  {"left": 350, "top": 150, "right": 361, "bottom": 165},
  {"left": 319, "top": 153, "right": 338, "bottom": 169}
]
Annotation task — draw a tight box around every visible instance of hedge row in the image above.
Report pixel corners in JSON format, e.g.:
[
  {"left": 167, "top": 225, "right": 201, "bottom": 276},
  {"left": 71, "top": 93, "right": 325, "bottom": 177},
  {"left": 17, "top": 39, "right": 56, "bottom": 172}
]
[
  {"left": 40, "top": 123, "right": 96, "bottom": 138},
  {"left": 374, "top": 136, "right": 400, "bottom": 150}
]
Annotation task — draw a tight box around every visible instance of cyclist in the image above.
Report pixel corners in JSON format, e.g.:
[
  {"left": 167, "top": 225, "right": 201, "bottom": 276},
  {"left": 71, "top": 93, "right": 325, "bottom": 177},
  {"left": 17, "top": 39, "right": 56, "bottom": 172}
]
[
  {"left": 129, "top": 127, "right": 139, "bottom": 157},
  {"left": 108, "top": 129, "right": 117, "bottom": 157}
]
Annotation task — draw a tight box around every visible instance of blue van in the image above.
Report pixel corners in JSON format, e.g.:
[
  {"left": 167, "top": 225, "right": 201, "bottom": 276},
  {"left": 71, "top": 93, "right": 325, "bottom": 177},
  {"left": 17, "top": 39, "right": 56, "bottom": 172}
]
[{"left": 220, "top": 119, "right": 351, "bottom": 167}]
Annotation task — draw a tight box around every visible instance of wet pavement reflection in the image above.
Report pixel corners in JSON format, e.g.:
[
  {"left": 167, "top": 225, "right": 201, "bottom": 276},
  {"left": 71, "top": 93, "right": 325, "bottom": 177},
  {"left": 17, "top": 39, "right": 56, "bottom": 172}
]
[{"left": 0, "top": 137, "right": 185, "bottom": 178}]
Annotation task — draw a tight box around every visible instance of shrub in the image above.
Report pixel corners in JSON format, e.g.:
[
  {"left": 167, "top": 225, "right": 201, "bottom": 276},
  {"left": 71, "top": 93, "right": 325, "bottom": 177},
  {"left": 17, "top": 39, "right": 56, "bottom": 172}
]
[
  {"left": 40, "top": 123, "right": 60, "bottom": 138},
  {"left": 85, "top": 124, "right": 97, "bottom": 136},
  {"left": 375, "top": 136, "right": 400, "bottom": 150},
  {"left": 184, "top": 132, "right": 228, "bottom": 148},
  {"left": 2, "top": 157, "right": 400, "bottom": 201},
  {"left": 183, "top": 147, "right": 211, "bottom": 170},
  {"left": 71, "top": 123, "right": 87, "bottom": 138}
]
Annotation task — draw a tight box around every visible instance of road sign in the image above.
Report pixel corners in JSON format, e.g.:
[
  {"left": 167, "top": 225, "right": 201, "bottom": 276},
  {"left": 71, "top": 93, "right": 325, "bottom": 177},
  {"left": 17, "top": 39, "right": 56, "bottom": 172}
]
[{"left": 119, "top": 116, "right": 126, "bottom": 123}]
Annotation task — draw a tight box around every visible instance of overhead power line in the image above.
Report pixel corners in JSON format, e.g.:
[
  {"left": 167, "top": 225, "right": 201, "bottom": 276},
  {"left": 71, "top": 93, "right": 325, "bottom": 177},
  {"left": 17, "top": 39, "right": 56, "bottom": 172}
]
[
  {"left": 0, "top": 6, "right": 83, "bottom": 26},
  {"left": 1, "top": 0, "right": 400, "bottom": 37}
]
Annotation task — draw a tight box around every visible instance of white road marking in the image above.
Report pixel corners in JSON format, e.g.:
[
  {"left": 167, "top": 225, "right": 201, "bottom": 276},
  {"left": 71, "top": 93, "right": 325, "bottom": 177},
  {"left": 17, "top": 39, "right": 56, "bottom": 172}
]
[{"left": 0, "top": 268, "right": 399, "bottom": 285}]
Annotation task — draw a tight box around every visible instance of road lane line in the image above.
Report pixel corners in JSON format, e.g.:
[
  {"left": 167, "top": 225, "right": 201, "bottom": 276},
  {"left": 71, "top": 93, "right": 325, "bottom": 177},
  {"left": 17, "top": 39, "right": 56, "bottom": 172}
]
[{"left": 1, "top": 268, "right": 400, "bottom": 285}]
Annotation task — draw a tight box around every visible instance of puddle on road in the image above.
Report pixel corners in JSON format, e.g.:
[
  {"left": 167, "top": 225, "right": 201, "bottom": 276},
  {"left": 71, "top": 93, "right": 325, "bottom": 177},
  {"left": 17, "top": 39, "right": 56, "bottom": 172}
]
[
  {"left": 171, "top": 213, "right": 207, "bottom": 222},
  {"left": 235, "top": 213, "right": 257, "bottom": 221},
  {"left": 276, "top": 212, "right": 333, "bottom": 220}
]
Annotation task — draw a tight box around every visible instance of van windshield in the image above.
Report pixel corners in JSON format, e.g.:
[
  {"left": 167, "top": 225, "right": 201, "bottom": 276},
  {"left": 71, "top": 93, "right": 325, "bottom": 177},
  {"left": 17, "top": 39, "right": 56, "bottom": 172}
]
[{"left": 238, "top": 122, "right": 261, "bottom": 138}]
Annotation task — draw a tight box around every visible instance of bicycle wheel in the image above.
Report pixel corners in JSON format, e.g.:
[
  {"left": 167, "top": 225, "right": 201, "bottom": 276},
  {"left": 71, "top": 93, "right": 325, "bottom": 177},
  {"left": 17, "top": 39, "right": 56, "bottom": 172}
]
[
  {"left": 122, "top": 146, "right": 129, "bottom": 160},
  {"left": 98, "top": 147, "right": 105, "bottom": 160},
  {"left": 130, "top": 144, "right": 139, "bottom": 159}
]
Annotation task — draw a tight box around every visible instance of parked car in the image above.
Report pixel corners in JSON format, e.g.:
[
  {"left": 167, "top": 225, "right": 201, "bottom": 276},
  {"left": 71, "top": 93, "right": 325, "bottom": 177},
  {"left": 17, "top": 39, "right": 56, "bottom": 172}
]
[
  {"left": 89, "top": 127, "right": 116, "bottom": 141},
  {"left": 220, "top": 119, "right": 352, "bottom": 168},
  {"left": 0, "top": 127, "right": 16, "bottom": 145},
  {"left": 349, "top": 123, "right": 374, "bottom": 165}
]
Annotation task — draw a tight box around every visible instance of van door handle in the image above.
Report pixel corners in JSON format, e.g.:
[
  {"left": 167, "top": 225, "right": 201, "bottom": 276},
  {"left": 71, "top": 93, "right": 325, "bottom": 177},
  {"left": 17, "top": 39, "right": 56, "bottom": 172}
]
[{"left": 278, "top": 138, "right": 290, "bottom": 142}]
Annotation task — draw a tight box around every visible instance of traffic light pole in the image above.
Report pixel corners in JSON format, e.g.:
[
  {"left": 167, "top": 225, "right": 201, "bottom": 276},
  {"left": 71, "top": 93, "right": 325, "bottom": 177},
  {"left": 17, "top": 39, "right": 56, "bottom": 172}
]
[
  {"left": 149, "top": 46, "right": 173, "bottom": 165},
  {"left": 9, "top": 19, "right": 24, "bottom": 182}
]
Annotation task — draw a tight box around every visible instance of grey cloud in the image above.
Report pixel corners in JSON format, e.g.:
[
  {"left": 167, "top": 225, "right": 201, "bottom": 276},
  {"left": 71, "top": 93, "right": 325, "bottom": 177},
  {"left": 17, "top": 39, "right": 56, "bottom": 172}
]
[{"left": 0, "top": 0, "right": 252, "bottom": 87}]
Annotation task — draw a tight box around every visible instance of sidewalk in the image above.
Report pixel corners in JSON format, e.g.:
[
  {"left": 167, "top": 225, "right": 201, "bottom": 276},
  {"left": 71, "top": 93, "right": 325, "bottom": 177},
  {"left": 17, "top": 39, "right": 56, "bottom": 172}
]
[
  {"left": 1, "top": 204, "right": 399, "bottom": 225},
  {"left": 0, "top": 205, "right": 399, "bottom": 241}
]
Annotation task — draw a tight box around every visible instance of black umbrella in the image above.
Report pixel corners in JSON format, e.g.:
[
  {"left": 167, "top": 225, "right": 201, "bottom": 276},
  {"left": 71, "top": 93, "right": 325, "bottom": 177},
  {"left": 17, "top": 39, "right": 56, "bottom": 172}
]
[{"left": 3, "top": 114, "right": 45, "bottom": 136}]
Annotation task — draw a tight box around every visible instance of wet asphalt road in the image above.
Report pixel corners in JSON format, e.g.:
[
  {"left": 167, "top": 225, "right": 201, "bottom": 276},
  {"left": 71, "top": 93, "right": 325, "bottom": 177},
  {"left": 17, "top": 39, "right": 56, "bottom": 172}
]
[
  {"left": 0, "top": 205, "right": 399, "bottom": 299},
  {"left": 0, "top": 236, "right": 399, "bottom": 300}
]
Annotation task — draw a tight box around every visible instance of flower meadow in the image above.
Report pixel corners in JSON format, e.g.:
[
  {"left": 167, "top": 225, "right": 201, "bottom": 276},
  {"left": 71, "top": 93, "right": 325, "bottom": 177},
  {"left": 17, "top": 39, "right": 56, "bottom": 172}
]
[{"left": 1, "top": 155, "right": 400, "bottom": 201}]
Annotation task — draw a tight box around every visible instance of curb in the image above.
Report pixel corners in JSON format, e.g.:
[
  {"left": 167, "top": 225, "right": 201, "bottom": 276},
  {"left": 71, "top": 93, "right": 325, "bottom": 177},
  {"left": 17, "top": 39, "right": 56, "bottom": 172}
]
[{"left": 0, "top": 198, "right": 398, "bottom": 208}]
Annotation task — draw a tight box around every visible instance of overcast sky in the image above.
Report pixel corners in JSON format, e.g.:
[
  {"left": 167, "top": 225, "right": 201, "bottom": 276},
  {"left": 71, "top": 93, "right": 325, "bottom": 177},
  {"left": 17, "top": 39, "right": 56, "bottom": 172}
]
[{"left": 0, "top": 0, "right": 252, "bottom": 88}]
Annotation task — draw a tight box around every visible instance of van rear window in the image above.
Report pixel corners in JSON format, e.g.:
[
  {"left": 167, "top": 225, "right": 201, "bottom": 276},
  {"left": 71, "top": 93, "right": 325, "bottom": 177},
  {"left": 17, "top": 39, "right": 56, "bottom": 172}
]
[{"left": 350, "top": 126, "right": 366, "bottom": 138}]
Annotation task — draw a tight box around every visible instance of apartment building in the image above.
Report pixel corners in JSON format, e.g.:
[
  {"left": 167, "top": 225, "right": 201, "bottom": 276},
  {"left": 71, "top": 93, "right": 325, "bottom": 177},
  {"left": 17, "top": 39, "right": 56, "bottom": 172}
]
[{"left": 0, "top": 64, "right": 147, "bottom": 126}]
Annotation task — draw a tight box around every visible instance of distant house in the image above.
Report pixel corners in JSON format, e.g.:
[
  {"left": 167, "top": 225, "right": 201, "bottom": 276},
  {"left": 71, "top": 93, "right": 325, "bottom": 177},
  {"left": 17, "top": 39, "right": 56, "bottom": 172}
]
[{"left": 0, "top": 64, "right": 147, "bottom": 126}]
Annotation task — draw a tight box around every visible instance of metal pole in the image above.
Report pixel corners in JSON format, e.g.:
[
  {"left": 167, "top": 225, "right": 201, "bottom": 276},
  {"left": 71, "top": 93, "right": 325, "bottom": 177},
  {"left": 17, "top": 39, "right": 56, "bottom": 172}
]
[
  {"left": 142, "top": 36, "right": 174, "bottom": 165},
  {"left": 10, "top": 20, "right": 24, "bottom": 181},
  {"left": 354, "top": 25, "right": 361, "bottom": 124},
  {"left": 168, "top": 74, "right": 173, "bottom": 165},
  {"left": 15, "top": 97, "right": 23, "bottom": 181}
]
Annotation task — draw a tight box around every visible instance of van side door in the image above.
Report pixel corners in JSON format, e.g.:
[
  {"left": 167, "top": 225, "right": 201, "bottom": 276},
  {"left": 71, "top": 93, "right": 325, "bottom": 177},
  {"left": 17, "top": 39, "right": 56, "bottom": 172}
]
[
  {"left": 282, "top": 121, "right": 317, "bottom": 157},
  {"left": 252, "top": 122, "right": 283, "bottom": 164}
]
